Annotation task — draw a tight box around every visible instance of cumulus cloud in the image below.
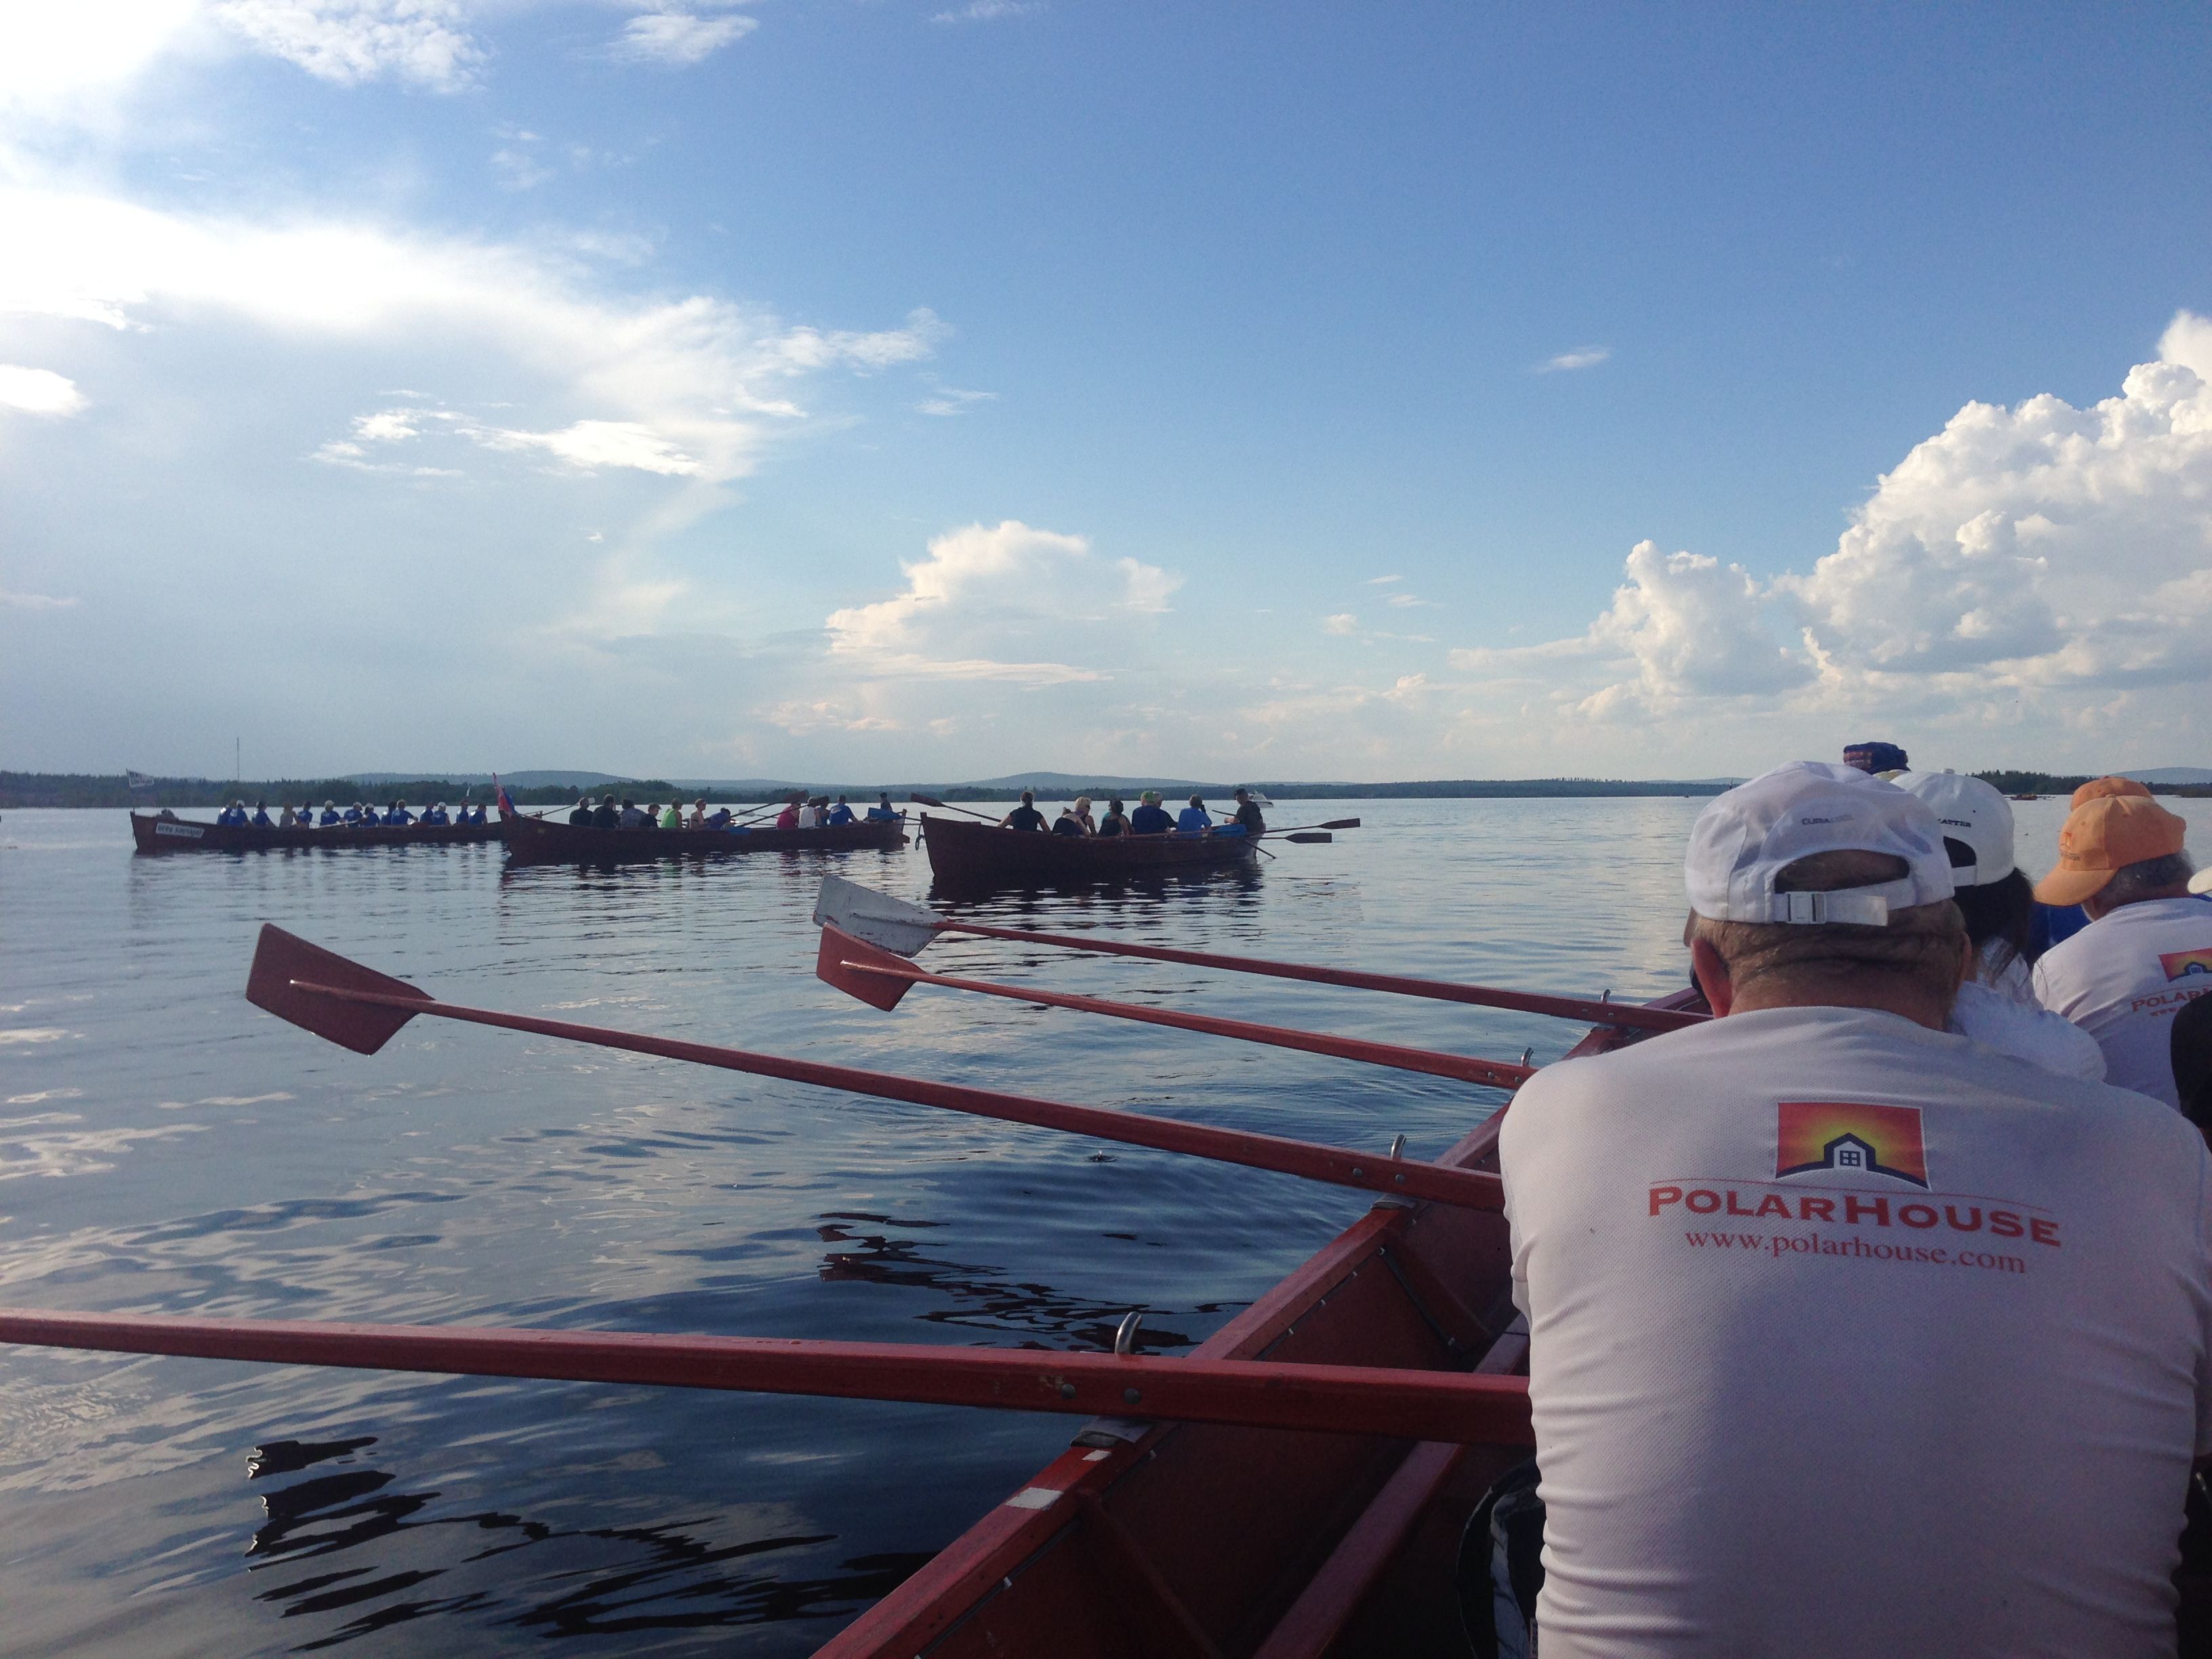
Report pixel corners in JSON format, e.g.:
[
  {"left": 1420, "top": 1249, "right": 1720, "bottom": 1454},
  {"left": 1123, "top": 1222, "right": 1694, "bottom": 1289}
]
[
  {"left": 824, "top": 520, "right": 1179, "bottom": 685},
  {"left": 0, "top": 365, "right": 87, "bottom": 416},
  {"left": 209, "top": 0, "right": 483, "bottom": 89},
  {"left": 1457, "top": 312, "right": 2212, "bottom": 754},
  {"left": 1323, "top": 613, "right": 1358, "bottom": 635},
  {"left": 611, "top": 9, "right": 757, "bottom": 66},
  {"left": 1537, "top": 345, "right": 1610, "bottom": 373}
]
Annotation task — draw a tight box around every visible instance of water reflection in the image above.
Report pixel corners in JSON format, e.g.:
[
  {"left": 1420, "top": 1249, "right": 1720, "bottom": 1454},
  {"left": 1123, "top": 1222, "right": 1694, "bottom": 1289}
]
[{"left": 244, "top": 1435, "right": 929, "bottom": 1650}]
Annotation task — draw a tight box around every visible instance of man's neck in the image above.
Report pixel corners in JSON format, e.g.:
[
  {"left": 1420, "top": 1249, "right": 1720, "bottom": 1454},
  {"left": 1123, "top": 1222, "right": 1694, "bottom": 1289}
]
[{"left": 2085, "top": 886, "right": 2194, "bottom": 921}]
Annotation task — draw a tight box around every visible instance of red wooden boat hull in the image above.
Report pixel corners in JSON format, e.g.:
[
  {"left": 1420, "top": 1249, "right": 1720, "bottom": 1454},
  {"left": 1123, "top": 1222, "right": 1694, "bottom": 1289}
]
[
  {"left": 130, "top": 812, "right": 505, "bottom": 854},
  {"left": 921, "top": 814, "right": 1260, "bottom": 888},
  {"left": 504, "top": 811, "right": 907, "bottom": 865},
  {"left": 815, "top": 990, "right": 1700, "bottom": 1659}
]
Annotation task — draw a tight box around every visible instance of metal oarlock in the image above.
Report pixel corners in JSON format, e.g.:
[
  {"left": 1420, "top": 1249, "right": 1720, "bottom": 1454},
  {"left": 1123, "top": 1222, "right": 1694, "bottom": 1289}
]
[{"left": 1113, "top": 1311, "right": 1145, "bottom": 1357}]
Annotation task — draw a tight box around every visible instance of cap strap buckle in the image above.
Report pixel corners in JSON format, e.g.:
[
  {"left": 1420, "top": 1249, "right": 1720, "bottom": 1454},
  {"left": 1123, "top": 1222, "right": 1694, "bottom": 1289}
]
[{"left": 1780, "top": 890, "right": 1891, "bottom": 926}]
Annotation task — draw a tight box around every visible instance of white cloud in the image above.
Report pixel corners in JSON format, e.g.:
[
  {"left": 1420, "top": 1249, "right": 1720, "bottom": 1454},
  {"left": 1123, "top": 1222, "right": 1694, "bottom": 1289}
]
[
  {"left": 0, "top": 588, "right": 81, "bottom": 610},
  {"left": 209, "top": 0, "right": 483, "bottom": 89},
  {"left": 491, "top": 145, "right": 554, "bottom": 190},
  {"left": 1385, "top": 592, "right": 1433, "bottom": 609},
  {"left": 824, "top": 520, "right": 1179, "bottom": 685},
  {"left": 0, "top": 0, "right": 205, "bottom": 121},
  {"left": 611, "top": 9, "right": 758, "bottom": 66},
  {"left": 0, "top": 366, "right": 87, "bottom": 416},
  {"left": 916, "top": 386, "right": 996, "bottom": 417},
  {"left": 932, "top": 0, "right": 1040, "bottom": 22},
  {"left": 1323, "top": 613, "right": 1359, "bottom": 635},
  {"left": 1366, "top": 573, "right": 1401, "bottom": 585},
  {"left": 1455, "top": 312, "right": 2212, "bottom": 756},
  {"left": 0, "top": 182, "right": 942, "bottom": 495},
  {"left": 1536, "top": 346, "right": 1610, "bottom": 373}
]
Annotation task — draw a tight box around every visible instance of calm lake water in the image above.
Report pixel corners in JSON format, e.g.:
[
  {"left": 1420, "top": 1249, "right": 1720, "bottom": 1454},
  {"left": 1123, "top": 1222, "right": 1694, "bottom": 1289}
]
[{"left": 1, "top": 793, "right": 2200, "bottom": 1656}]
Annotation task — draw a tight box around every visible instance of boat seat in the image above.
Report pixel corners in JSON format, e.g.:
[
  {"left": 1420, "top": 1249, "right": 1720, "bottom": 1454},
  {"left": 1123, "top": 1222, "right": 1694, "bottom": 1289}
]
[{"left": 1245, "top": 1317, "right": 1529, "bottom": 1659}]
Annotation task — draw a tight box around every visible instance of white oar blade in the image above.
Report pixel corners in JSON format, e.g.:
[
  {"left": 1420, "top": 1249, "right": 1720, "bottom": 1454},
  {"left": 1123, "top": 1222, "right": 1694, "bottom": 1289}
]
[{"left": 813, "top": 875, "right": 943, "bottom": 958}]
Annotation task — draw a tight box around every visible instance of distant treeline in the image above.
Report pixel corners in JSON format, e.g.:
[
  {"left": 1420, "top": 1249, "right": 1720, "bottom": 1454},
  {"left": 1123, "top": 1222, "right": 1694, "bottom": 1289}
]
[
  {"left": 5, "top": 771, "right": 1736, "bottom": 808},
  {"left": 1971, "top": 771, "right": 2209, "bottom": 798},
  {"left": 11, "top": 769, "right": 2203, "bottom": 811},
  {"left": 0, "top": 773, "right": 697, "bottom": 809}
]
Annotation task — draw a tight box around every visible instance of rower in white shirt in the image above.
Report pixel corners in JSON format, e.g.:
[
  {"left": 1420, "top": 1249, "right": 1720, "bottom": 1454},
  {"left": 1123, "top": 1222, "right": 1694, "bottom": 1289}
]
[
  {"left": 1501, "top": 761, "right": 2212, "bottom": 1659},
  {"left": 2031, "top": 793, "right": 2211, "bottom": 1109},
  {"left": 1893, "top": 769, "right": 2104, "bottom": 1080}
]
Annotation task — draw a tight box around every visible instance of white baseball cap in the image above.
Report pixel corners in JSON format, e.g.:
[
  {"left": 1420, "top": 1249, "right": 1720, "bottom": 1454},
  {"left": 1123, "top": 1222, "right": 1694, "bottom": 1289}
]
[
  {"left": 1891, "top": 770, "right": 2015, "bottom": 886},
  {"left": 1686, "top": 762, "right": 1957, "bottom": 926},
  {"left": 2190, "top": 866, "right": 2211, "bottom": 897}
]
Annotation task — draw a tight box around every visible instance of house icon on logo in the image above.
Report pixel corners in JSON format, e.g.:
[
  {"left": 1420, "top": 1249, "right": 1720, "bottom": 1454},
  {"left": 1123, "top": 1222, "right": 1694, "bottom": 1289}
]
[{"left": 1824, "top": 1132, "right": 1875, "bottom": 1172}]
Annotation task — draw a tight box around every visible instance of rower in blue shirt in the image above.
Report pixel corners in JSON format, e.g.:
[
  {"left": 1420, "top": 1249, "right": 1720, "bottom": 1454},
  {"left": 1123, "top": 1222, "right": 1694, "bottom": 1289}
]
[
  {"left": 250, "top": 801, "right": 274, "bottom": 828},
  {"left": 1130, "top": 790, "right": 1174, "bottom": 835},
  {"left": 319, "top": 800, "right": 340, "bottom": 825},
  {"left": 827, "top": 795, "right": 857, "bottom": 826},
  {"left": 865, "top": 792, "right": 901, "bottom": 823},
  {"left": 1174, "top": 794, "right": 1212, "bottom": 835},
  {"left": 385, "top": 801, "right": 413, "bottom": 825}
]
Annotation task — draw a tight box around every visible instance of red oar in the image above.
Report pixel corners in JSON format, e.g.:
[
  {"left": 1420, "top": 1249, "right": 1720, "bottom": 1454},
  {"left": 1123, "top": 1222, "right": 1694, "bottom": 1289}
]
[
  {"left": 818, "top": 926, "right": 1533, "bottom": 1091},
  {"left": 813, "top": 877, "right": 1704, "bottom": 1034},
  {"left": 0, "top": 1307, "right": 1532, "bottom": 1446},
  {"left": 245, "top": 926, "right": 1501, "bottom": 1211}
]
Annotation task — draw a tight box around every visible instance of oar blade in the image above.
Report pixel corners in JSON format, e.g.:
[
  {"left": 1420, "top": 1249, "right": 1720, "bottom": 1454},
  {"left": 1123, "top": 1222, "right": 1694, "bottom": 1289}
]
[
  {"left": 1321, "top": 818, "right": 1361, "bottom": 830},
  {"left": 815, "top": 924, "right": 918, "bottom": 1011},
  {"left": 813, "top": 875, "right": 943, "bottom": 958},
  {"left": 246, "top": 924, "right": 429, "bottom": 1054},
  {"left": 1282, "top": 832, "right": 1332, "bottom": 844}
]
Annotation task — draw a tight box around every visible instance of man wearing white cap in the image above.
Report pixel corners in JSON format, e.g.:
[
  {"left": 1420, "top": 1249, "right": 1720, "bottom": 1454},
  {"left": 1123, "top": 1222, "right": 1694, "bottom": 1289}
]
[
  {"left": 1500, "top": 762, "right": 2212, "bottom": 1658},
  {"left": 1893, "top": 769, "right": 2104, "bottom": 1080},
  {"left": 2031, "top": 794, "right": 2209, "bottom": 1109}
]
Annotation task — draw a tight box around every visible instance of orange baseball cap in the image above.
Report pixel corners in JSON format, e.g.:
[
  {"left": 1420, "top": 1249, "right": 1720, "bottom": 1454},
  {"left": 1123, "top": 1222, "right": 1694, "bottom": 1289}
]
[
  {"left": 2034, "top": 795, "right": 2188, "bottom": 906},
  {"left": 2070, "top": 775, "right": 2152, "bottom": 808}
]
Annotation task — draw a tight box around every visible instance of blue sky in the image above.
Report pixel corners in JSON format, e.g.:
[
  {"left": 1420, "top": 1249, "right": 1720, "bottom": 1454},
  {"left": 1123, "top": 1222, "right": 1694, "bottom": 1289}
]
[{"left": 3, "top": 1, "right": 2209, "bottom": 781}]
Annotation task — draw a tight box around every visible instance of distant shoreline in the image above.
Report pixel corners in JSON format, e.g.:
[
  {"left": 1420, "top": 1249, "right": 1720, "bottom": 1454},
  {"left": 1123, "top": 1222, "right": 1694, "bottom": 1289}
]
[{"left": 7, "top": 767, "right": 2205, "bottom": 810}]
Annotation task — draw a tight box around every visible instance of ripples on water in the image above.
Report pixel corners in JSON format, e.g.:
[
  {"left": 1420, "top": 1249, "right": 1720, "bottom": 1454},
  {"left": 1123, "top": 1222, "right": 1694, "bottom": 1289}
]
[{"left": 4, "top": 796, "right": 2186, "bottom": 1654}]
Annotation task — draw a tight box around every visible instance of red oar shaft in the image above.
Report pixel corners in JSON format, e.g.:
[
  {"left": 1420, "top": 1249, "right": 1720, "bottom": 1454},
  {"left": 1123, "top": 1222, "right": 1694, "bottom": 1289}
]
[
  {"left": 0, "top": 1307, "right": 1532, "bottom": 1446},
  {"left": 285, "top": 978, "right": 1502, "bottom": 1212},
  {"left": 843, "top": 955, "right": 1533, "bottom": 1091},
  {"left": 937, "top": 922, "right": 1699, "bottom": 1033}
]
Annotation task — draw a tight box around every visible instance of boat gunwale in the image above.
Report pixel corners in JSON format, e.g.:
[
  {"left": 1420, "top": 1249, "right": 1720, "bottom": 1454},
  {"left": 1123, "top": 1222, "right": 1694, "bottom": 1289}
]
[{"left": 816, "top": 986, "right": 1701, "bottom": 1659}]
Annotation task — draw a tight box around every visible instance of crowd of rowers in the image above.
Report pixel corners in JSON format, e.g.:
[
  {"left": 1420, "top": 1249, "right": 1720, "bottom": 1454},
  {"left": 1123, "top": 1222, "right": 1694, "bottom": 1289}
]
[
  {"left": 994, "top": 785, "right": 1267, "bottom": 836},
  {"left": 211, "top": 799, "right": 491, "bottom": 827},
  {"left": 562, "top": 791, "right": 905, "bottom": 830},
  {"left": 1481, "top": 744, "right": 2212, "bottom": 1656}
]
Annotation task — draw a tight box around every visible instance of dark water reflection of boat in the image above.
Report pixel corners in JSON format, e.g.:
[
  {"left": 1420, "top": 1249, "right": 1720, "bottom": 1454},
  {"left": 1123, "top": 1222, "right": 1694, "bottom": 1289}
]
[{"left": 243, "top": 1434, "right": 929, "bottom": 1647}]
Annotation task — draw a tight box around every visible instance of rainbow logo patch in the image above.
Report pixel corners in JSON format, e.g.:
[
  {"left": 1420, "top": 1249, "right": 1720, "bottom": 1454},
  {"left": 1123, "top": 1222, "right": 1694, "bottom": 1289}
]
[
  {"left": 2160, "top": 948, "right": 2212, "bottom": 982},
  {"left": 1776, "top": 1101, "right": 1929, "bottom": 1187}
]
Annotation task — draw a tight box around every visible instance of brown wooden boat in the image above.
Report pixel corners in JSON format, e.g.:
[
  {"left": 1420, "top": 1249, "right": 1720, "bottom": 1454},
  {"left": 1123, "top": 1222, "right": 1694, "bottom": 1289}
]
[
  {"left": 815, "top": 987, "right": 1702, "bottom": 1659},
  {"left": 921, "top": 813, "right": 1260, "bottom": 888},
  {"left": 130, "top": 811, "right": 504, "bottom": 854},
  {"left": 505, "top": 809, "right": 907, "bottom": 865}
]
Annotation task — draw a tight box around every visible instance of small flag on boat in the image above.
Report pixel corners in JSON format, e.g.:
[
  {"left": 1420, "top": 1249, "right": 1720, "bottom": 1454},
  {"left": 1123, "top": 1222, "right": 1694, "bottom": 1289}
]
[
  {"left": 126, "top": 770, "right": 157, "bottom": 792},
  {"left": 495, "top": 776, "right": 516, "bottom": 819}
]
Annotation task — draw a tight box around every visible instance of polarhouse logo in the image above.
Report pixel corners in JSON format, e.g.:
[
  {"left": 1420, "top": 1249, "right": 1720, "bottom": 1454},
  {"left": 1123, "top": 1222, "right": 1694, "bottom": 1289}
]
[
  {"left": 1776, "top": 1101, "right": 1929, "bottom": 1188},
  {"left": 2159, "top": 947, "right": 2212, "bottom": 981}
]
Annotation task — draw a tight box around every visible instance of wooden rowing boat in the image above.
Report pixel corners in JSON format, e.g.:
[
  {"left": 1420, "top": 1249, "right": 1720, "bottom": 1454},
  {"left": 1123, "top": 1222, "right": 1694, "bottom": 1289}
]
[
  {"left": 505, "top": 810, "right": 907, "bottom": 865},
  {"left": 816, "top": 986, "right": 1702, "bottom": 1659},
  {"left": 129, "top": 811, "right": 504, "bottom": 854},
  {"left": 920, "top": 813, "right": 1260, "bottom": 889}
]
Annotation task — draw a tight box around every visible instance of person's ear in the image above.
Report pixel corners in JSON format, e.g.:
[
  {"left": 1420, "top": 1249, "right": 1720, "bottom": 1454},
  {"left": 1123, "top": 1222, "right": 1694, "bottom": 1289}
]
[{"left": 1690, "top": 937, "right": 1735, "bottom": 1016}]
